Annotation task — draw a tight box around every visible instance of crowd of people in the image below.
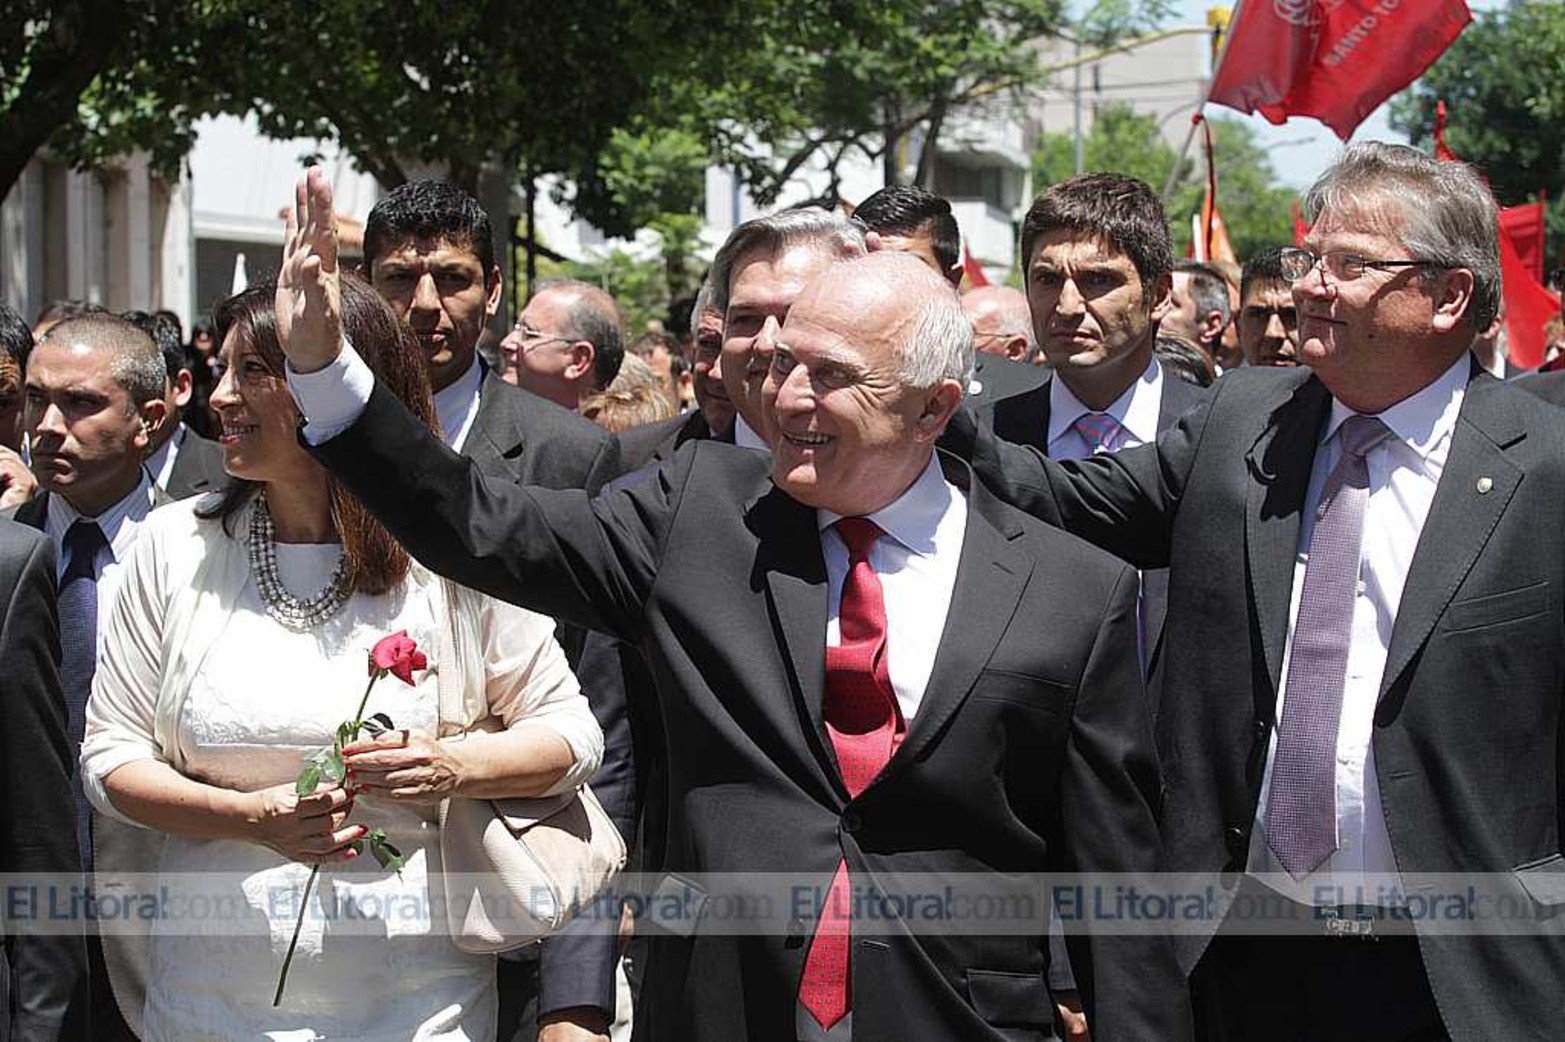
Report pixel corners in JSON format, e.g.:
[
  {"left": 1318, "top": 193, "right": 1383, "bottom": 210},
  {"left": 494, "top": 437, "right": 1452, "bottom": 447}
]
[{"left": 2, "top": 140, "right": 1564, "bottom": 1042}]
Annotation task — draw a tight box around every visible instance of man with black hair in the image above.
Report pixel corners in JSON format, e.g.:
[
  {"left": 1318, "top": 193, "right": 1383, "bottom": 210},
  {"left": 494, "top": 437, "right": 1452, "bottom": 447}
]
[
  {"left": 0, "top": 303, "right": 38, "bottom": 511},
  {"left": 1237, "top": 247, "right": 1301, "bottom": 368},
  {"left": 361, "top": 179, "right": 618, "bottom": 490},
  {"left": 363, "top": 178, "right": 625, "bottom": 1042},
  {"left": 502, "top": 280, "right": 626, "bottom": 411},
  {"left": 1164, "top": 261, "right": 1232, "bottom": 373},
  {"left": 851, "top": 183, "right": 964, "bottom": 288},
  {"left": 122, "top": 311, "right": 227, "bottom": 499}
]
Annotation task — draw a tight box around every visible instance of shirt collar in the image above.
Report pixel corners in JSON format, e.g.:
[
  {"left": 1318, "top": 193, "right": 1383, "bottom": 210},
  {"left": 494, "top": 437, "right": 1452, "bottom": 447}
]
[
  {"left": 1322, "top": 352, "right": 1469, "bottom": 461},
  {"left": 734, "top": 414, "right": 769, "bottom": 451},
  {"left": 432, "top": 355, "right": 484, "bottom": 449},
  {"left": 815, "top": 453, "right": 952, "bottom": 559},
  {"left": 1046, "top": 354, "right": 1162, "bottom": 446},
  {"left": 45, "top": 470, "right": 157, "bottom": 564}
]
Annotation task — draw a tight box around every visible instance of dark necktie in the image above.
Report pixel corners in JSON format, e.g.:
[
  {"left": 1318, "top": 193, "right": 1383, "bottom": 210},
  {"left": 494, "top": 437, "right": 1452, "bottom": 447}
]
[
  {"left": 798, "top": 517, "right": 905, "bottom": 1030},
  {"left": 59, "top": 519, "right": 108, "bottom": 865},
  {"left": 1265, "top": 415, "right": 1392, "bottom": 878}
]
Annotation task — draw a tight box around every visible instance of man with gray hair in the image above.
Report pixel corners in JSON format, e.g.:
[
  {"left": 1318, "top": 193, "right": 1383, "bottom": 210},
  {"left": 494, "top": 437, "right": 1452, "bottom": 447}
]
[
  {"left": 961, "top": 285, "right": 1036, "bottom": 363},
  {"left": 1163, "top": 261, "right": 1232, "bottom": 374},
  {"left": 8, "top": 312, "right": 167, "bottom": 1041},
  {"left": 705, "top": 206, "right": 867, "bottom": 449},
  {"left": 502, "top": 279, "right": 627, "bottom": 412},
  {"left": 274, "top": 166, "right": 1192, "bottom": 1040},
  {"left": 952, "top": 141, "right": 1565, "bottom": 1040}
]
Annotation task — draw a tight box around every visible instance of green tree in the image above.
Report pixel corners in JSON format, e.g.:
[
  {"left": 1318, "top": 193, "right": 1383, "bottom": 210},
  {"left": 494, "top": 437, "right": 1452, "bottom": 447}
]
[
  {"left": 1390, "top": 3, "right": 1565, "bottom": 264},
  {"left": 1033, "top": 106, "right": 1297, "bottom": 262}
]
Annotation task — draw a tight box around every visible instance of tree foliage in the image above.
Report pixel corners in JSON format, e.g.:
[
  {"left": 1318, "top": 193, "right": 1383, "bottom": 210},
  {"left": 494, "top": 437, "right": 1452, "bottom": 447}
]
[
  {"left": 1034, "top": 105, "right": 1297, "bottom": 263},
  {"left": 1390, "top": 3, "right": 1565, "bottom": 263}
]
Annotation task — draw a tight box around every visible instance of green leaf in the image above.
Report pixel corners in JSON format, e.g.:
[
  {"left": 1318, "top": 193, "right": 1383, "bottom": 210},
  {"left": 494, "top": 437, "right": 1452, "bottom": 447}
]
[
  {"left": 319, "top": 749, "right": 346, "bottom": 784},
  {"left": 294, "top": 763, "right": 322, "bottom": 797},
  {"left": 347, "top": 838, "right": 364, "bottom": 856},
  {"left": 367, "top": 829, "right": 406, "bottom": 873},
  {"left": 336, "top": 719, "right": 358, "bottom": 750}
]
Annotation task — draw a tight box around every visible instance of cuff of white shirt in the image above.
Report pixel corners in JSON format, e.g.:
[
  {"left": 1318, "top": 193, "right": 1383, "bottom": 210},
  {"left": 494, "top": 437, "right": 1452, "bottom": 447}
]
[{"left": 285, "top": 337, "right": 376, "bottom": 445}]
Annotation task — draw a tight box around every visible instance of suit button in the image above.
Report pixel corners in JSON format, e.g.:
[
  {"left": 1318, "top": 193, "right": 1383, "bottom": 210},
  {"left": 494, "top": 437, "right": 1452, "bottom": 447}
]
[
  {"left": 841, "top": 809, "right": 862, "bottom": 834},
  {"left": 1224, "top": 825, "right": 1247, "bottom": 857},
  {"left": 1253, "top": 718, "right": 1268, "bottom": 740}
]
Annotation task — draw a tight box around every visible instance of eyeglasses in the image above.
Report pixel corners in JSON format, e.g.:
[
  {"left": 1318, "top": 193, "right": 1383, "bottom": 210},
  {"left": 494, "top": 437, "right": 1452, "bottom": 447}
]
[
  {"left": 509, "top": 322, "right": 572, "bottom": 350},
  {"left": 1279, "top": 247, "right": 1444, "bottom": 283}
]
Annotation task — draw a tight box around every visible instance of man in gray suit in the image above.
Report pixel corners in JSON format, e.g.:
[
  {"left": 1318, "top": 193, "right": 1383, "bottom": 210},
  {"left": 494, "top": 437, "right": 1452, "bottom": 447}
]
[{"left": 951, "top": 142, "right": 1565, "bottom": 1041}]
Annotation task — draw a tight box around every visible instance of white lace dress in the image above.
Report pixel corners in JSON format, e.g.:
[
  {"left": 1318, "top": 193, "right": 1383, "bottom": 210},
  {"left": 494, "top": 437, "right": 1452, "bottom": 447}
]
[{"left": 85, "top": 528, "right": 603, "bottom": 1042}]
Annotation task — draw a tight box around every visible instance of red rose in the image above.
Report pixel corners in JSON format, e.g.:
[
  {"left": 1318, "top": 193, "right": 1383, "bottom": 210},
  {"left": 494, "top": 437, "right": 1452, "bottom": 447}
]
[{"left": 369, "top": 630, "right": 428, "bottom": 686}]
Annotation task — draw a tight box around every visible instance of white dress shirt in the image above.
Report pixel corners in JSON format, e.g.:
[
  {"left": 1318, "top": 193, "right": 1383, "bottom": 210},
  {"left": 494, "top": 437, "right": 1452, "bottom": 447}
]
[
  {"left": 802, "top": 453, "right": 967, "bottom": 1042},
  {"left": 1045, "top": 356, "right": 1162, "bottom": 460},
  {"left": 44, "top": 471, "right": 157, "bottom": 655},
  {"left": 818, "top": 454, "right": 968, "bottom": 724},
  {"left": 144, "top": 422, "right": 192, "bottom": 491},
  {"left": 432, "top": 354, "right": 485, "bottom": 451},
  {"left": 1247, "top": 353, "right": 1469, "bottom": 905}
]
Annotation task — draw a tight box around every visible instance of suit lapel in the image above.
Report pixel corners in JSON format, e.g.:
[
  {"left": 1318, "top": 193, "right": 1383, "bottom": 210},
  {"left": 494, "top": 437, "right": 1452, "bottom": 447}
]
[
  {"left": 883, "top": 456, "right": 1032, "bottom": 775},
  {"left": 991, "top": 375, "right": 1052, "bottom": 453},
  {"left": 1244, "top": 376, "right": 1330, "bottom": 696},
  {"left": 1380, "top": 374, "right": 1524, "bottom": 700},
  {"left": 12, "top": 492, "right": 48, "bottom": 530},
  {"left": 750, "top": 485, "right": 842, "bottom": 793},
  {"left": 465, "top": 375, "right": 523, "bottom": 477}
]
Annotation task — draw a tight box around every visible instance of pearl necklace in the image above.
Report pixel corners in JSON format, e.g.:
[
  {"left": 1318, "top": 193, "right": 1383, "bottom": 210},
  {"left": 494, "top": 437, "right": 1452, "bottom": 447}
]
[{"left": 247, "top": 492, "right": 352, "bottom": 631}]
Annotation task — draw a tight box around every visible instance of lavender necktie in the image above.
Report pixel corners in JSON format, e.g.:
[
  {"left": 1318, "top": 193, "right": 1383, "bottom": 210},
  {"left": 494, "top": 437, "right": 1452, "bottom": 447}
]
[
  {"left": 1265, "top": 414, "right": 1391, "bottom": 879},
  {"left": 1071, "top": 411, "right": 1126, "bottom": 455}
]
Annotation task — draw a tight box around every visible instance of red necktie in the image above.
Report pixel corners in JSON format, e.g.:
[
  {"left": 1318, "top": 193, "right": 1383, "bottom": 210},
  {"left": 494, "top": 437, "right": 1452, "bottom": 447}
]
[{"left": 798, "top": 517, "right": 905, "bottom": 1029}]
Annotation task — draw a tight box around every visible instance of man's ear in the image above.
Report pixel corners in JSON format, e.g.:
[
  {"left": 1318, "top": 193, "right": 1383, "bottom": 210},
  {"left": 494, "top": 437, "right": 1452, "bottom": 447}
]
[
  {"left": 564, "top": 341, "right": 596, "bottom": 383},
  {"left": 136, "top": 398, "right": 169, "bottom": 452},
  {"left": 1430, "top": 268, "right": 1477, "bottom": 334},
  {"left": 917, "top": 378, "right": 966, "bottom": 442},
  {"left": 171, "top": 369, "right": 194, "bottom": 410},
  {"left": 1004, "top": 336, "right": 1029, "bottom": 363},
  {"left": 1148, "top": 272, "right": 1174, "bottom": 323},
  {"left": 485, "top": 266, "right": 504, "bottom": 320}
]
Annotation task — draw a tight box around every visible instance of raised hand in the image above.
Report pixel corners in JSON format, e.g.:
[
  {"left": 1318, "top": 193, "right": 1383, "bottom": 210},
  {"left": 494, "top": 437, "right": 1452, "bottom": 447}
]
[{"left": 275, "top": 167, "right": 343, "bottom": 373}]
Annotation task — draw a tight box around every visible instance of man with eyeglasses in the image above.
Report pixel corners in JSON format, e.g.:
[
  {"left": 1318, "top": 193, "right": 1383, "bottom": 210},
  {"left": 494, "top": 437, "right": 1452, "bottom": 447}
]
[
  {"left": 502, "top": 281, "right": 626, "bottom": 413},
  {"left": 947, "top": 141, "right": 1565, "bottom": 1040}
]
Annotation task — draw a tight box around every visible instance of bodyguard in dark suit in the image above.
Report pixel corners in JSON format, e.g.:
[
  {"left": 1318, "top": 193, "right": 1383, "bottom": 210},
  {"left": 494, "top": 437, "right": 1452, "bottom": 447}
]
[
  {"left": 277, "top": 186, "right": 1190, "bottom": 1040},
  {"left": 125, "top": 309, "right": 230, "bottom": 501},
  {"left": 615, "top": 282, "right": 731, "bottom": 472},
  {"left": 0, "top": 518, "right": 85, "bottom": 1042},
  {"left": 1516, "top": 367, "right": 1565, "bottom": 407},
  {"left": 949, "top": 143, "right": 1565, "bottom": 1041},
  {"left": 361, "top": 179, "right": 622, "bottom": 1040}
]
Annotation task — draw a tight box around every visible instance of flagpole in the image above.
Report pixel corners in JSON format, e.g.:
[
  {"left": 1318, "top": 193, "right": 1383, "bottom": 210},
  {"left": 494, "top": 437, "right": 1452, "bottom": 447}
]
[{"left": 1162, "top": 0, "right": 1246, "bottom": 201}]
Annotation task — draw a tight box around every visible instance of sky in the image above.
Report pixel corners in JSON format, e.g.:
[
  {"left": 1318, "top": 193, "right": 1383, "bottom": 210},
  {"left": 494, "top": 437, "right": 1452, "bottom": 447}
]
[{"left": 1108, "top": 0, "right": 1511, "bottom": 188}]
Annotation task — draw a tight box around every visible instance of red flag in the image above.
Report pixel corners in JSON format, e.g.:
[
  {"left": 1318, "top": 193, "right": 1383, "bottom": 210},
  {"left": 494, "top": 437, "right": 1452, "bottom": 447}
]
[
  {"left": 1433, "top": 100, "right": 1458, "bottom": 161},
  {"left": 1499, "top": 225, "right": 1560, "bottom": 370},
  {"left": 962, "top": 244, "right": 989, "bottom": 289},
  {"left": 1500, "top": 201, "right": 1547, "bottom": 281},
  {"left": 1208, "top": 0, "right": 1473, "bottom": 140}
]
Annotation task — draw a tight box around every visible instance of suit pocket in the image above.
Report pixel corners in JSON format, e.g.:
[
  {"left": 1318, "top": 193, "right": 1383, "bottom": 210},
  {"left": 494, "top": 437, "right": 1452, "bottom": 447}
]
[
  {"left": 1444, "top": 581, "right": 1550, "bottom": 633},
  {"left": 968, "top": 669, "right": 1073, "bottom": 715},
  {"left": 967, "top": 968, "right": 1053, "bottom": 1035},
  {"left": 1513, "top": 853, "right": 1565, "bottom": 906}
]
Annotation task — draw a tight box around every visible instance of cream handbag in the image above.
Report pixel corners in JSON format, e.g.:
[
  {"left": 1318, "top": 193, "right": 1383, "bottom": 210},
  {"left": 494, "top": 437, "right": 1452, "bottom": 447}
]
[{"left": 433, "top": 578, "right": 626, "bottom": 954}]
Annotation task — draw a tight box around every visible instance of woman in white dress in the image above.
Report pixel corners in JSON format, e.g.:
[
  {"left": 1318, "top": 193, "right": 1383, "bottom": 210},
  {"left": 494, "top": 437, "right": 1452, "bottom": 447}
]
[{"left": 80, "top": 275, "right": 603, "bottom": 1041}]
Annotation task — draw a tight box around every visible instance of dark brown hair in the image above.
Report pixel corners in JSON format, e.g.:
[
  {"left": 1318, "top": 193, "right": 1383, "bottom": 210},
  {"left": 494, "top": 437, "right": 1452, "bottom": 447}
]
[
  {"left": 1019, "top": 172, "right": 1174, "bottom": 292},
  {"left": 201, "top": 273, "right": 437, "bottom": 595}
]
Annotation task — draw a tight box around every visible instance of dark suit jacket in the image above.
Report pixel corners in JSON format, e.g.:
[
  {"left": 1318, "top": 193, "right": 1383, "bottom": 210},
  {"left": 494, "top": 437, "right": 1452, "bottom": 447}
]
[
  {"left": 0, "top": 518, "right": 85, "bottom": 1042},
  {"left": 1516, "top": 368, "right": 1565, "bottom": 407},
  {"left": 162, "top": 427, "right": 228, "bottom": 500},
  {"left": 465, "top": 369, "right": 620, "bottom": 493},
  {"left": 615, "top": 410, "right": 715, "bottom": 473},
  {"left": 311, "top": 383, "right": 1190, "bottom": 1042},
  {"left": 987, "top": 359, "right": 1207, "bottom": 689},
  {"left": 949, "top": 364, "right": 1565, "bottom": 1042},
  {"left": 967, "top": 353, "right": 1051, "bottom": 408}
]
